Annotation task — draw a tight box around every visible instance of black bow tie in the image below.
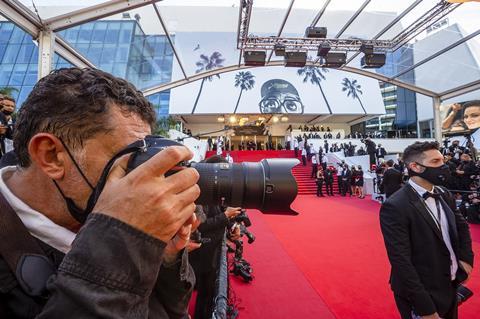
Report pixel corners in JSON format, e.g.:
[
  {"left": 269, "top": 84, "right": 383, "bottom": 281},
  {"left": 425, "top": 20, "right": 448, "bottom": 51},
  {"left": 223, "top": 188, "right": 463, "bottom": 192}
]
[{"left": 422, "top": 191, "right": 440, "bottom": 200}]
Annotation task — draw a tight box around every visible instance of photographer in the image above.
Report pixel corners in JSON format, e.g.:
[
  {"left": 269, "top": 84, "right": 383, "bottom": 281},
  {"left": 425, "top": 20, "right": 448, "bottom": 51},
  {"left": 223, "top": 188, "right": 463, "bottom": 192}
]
[
  {"left": 0, "top": 94, "right": 16, "bottom": 158},
  {"left": 363, "top": 137, "right": 377, "bottom": 166},
  {"left": 0, "top": 68, "right": 200, "bottom": 318},
  {"left": 189, "top": 155, "right": 242, "bottom": 319}
]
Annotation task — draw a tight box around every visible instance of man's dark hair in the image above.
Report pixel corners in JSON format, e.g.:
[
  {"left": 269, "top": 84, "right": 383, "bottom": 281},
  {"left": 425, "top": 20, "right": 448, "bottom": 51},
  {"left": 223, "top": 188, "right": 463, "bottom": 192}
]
[
  {"left": 205, "top": 155, "right": 228, "bottom": 164},
  {"left": 402, "top": 141, "right": 439, "bottom": 165},
  {"left": 14, "top": 68, "right": 156, "bottom": 167},
  {"left": 386, "top": 159, "right": 394, "bottom": 167}
]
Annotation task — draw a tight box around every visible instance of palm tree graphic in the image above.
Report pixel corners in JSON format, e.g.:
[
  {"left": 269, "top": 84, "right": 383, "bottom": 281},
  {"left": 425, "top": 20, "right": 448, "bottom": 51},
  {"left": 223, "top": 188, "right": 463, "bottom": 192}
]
[
  {"left": 191, "top": 52, "right": 225, "bottom": 114},
  {"left": 341, "top": 78, "right": 366, "bottom": 114},
  {"left": 297, "top": 62, "right": 332, "bottom": 114},
  {"left": 233, "top": 71, "right": 255, "bottom": 114}
]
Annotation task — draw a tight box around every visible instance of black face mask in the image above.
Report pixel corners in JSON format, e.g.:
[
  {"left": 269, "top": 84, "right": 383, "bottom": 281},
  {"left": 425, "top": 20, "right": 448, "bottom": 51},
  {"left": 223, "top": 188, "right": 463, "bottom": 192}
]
[
  {"left": 409, "top": 162, "right": 451, "bottom": 186},
  {"left": 53, "top": 139, "right": 147, "bottom": 224}
]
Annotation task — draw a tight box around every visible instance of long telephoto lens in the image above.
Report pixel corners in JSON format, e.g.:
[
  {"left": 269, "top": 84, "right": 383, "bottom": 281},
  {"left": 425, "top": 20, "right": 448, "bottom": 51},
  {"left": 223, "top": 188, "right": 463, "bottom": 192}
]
[
  {"left": 191, "top": 159, "right": 298, "bottom": 215},
  {"left": 127, "top": 136, "right": 299, "bottom": 215}
]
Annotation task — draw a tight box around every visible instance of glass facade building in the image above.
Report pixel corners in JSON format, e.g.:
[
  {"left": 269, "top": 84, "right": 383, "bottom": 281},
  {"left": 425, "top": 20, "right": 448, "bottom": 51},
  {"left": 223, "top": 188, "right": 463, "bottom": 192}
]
[{"left": 0, "top": 19, "right": 173, "bottom": 117}]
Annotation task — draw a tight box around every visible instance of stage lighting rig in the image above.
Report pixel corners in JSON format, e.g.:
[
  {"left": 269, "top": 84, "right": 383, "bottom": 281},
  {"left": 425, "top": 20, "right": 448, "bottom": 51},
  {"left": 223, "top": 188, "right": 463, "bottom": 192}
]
[
  {"left": 244, "top": 51, "right": 266, "bottom": 66},
  {"left": 274, "top": 44, "right": 286, "bottom": 56},
  {"left": 305, "top": 26, "right": 327, "bottom": 39},
  {"left": 285, "top": 51, "right": 307, "bottom": 67},
  {"left": 361, "top": 53, "right": 386, "bottom": 68},
  {"left": 321, "top": 52, "right": 346, "bottom": 68},
  {"left": 359, "top": 43, "right": 374, "bottom": 55},
  {"left": 317, "top": 42, "right": 331, "bottom": 57}
]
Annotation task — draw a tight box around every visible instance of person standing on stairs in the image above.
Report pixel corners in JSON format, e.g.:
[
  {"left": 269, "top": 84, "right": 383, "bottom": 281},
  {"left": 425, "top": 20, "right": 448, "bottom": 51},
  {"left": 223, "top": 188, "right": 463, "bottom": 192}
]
[
  {"left": 301, "top": 148, "right": 307, "bottom": 166},
  {"left": 337, "top": 163, "right": 344, "bottom": 195},
  {"left": 311, "top": 154, "right": 318, "bottom": 178},
  {"left": 316, "top": 166, "right": 325, "bottom": 197}
]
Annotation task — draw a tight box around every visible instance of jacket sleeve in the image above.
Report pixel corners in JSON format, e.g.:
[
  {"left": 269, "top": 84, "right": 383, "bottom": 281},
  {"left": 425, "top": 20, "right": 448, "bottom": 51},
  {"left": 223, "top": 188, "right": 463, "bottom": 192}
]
[
  {"left": 198, "top": 207, "right": 229, "bottom": 233},
  {"left": 38, "top": 213, "right": 166, "bottom": 319},
  {"left": 380, "top": 201, "right": 437, "bottom": 316},
  {"left": 441, "top": 188, "right": 474, "bottom": 266},
  {"left": 150, "top": 249, "right": 195, "bottom": 319}
]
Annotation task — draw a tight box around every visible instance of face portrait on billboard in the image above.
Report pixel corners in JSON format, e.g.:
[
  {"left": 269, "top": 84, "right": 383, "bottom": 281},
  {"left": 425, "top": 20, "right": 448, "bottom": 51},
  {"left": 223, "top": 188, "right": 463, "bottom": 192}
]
[
  {"left": 441, "top": 100, "right": 480, "bottom": 132},
  {"left": 463, "top": 101, "right": 480, "bottom": 130},
  {"left": 258, "top": 79, "right": 305, "bottom": 114}
]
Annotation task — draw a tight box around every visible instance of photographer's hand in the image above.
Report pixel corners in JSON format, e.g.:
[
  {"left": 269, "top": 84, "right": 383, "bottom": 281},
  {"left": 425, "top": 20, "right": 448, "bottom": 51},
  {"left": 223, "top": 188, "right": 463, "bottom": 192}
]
[
  {"left": 94, "top": 146, "right": 200, "bottom": 243},
  {"left": 164, "top": 213, "right": 200, "bottom": 263},
  {"left": 225, "top": 207, "right": 242, "bottom": 219}
]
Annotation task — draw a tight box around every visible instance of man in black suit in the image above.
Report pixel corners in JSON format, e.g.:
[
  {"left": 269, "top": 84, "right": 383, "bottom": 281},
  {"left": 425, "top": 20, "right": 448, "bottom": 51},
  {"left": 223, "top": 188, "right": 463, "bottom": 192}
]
[
  {"left": 381, "top": 159, "right": 403, "bottom": 198},
  {"left": 324, "top": 167, "right": 334, "bottom": 196},
  {"left": 376, "top": 143, "right": 387, "bottom": 163},
  {"left": 380, "top": 142, "right": 474, "bottom": 319}
]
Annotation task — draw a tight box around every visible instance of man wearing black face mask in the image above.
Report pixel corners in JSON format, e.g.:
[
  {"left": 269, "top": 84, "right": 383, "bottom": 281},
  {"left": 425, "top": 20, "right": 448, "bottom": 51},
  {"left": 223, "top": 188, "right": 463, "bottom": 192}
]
[
  {"left": 0, "top": 95, "right": 15, "bottom": 158},
  {"left": 380, "top": 141, "right": 474, "bottom": 319},
  {"left": 0, "top": 68, "right": 200, "bottom": 318}
]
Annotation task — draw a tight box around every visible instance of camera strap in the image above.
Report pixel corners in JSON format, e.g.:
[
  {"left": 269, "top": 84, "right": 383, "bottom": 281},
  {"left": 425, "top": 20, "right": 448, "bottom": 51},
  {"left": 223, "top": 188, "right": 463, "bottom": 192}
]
[{"left": 0, "top": 191, "right": 55, "bottom": 297}]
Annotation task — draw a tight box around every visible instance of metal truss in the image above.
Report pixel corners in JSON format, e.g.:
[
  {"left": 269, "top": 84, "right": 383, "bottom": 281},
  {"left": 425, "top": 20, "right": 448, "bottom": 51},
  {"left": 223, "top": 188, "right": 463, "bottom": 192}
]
[
  {"left": 242, "top": 37, "right": 394, "bottom": 52},
  {"left": 237, "top": 0, "right": 458, "bottom": 54}
]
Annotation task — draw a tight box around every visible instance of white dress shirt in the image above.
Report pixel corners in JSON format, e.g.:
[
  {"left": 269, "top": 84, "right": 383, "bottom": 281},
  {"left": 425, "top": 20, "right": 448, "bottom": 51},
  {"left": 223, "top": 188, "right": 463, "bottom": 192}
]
[
  {"left": 0, "top": 166, "right": 75, "bottom": 253},
  {"left": 408, "top": 179, "right": 458, "bottom": 280}
]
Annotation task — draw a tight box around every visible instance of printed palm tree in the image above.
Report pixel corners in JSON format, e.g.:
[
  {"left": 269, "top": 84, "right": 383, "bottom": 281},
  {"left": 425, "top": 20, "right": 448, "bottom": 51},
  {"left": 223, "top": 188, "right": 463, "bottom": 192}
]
[
  {"left": 191, "top": 52, "right": 225, "bottom": 114},
  {"left": 297, "top": 62, "right": 331, "bottom": 114},
  {"left": 233, "top": 71, "right": 255, "bottom": 114},
  {"left": 341, "top": 78, "right": 366, "bottom": 114}
]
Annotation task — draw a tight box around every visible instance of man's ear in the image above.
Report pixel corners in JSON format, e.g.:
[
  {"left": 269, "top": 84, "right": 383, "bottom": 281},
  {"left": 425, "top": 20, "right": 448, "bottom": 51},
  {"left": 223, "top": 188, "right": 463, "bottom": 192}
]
[
  {"left": 408, "top": 161, "right": 422, "bottom": 174},
  {"left": 28, "top": 133, "right": 67, "bottom": 180}
]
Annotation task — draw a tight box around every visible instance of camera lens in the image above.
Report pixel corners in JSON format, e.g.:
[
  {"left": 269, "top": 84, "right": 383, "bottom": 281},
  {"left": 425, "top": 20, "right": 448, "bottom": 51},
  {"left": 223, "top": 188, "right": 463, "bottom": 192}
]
[
  {"left": 127, "top": 136, "right": 299, "bottom": 215},
  {"left": 191, "top": 158, "right": 299, "bottom": 215}
]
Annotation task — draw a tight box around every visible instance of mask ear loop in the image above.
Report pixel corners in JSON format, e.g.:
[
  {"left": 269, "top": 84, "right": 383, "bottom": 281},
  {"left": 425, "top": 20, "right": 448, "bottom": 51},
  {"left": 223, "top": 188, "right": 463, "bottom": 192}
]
[
  {"left": 83, "top": 139, "right": 147, "bottom": 217},
  {"left": 59, "top": 139, "right": 95, "bottom": 190}
]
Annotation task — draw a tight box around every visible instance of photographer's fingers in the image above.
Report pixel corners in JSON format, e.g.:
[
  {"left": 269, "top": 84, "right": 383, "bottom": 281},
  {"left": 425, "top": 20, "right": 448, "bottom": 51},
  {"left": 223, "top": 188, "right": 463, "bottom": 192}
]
[
  {"left": 128, "top": 146, "right": 193, "bottom": 180},
  {"left": 106, "top": 154, "right": 131, "bottom": 182},
  {"left": 174, "top": 185, "right": 201, "bottom": 217},
  {"left": 163, "top": 167, "right": 200, "bottom": 194}
]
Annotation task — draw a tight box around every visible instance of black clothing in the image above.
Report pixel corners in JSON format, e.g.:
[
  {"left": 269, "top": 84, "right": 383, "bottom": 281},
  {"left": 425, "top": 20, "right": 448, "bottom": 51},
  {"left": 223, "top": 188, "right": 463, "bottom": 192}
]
[
  {"left": 354, "top": 170, "right": 364, "bottom": 187},
  {"left": 323, "top": 170, "right": 334, "bottom": 196},
  {"left": 316, "top": 177, "right": 324, "bottom": 197},
  {"left": 382, "top": 168, "right": 403, "bottom": 198},
  {"left": 376, "top": 147, "right": 386, "bottom": 159},
  {"left": 380, "top": 184, "right": 474, "bottom": 317},
  {"left": 0, "top": 212, "right": 194, "bottom": 318},
  {"left": 311, "top": 163, "right": 318, "bottom": 178},
  {"left": 341, "top": 169, "right": 352, "bottom": 196},
  {"left": 189, "top": 206, "right": 229, "bottom": 319}
]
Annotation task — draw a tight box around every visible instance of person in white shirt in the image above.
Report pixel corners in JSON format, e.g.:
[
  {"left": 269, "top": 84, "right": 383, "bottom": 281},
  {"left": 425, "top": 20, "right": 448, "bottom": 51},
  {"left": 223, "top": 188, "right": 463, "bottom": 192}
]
[
  {"left": 301, "top": 148, "right": 307, "bottom": 166},
  {"left": 310, "top": 154, "right": 318, "bottom": 178}
]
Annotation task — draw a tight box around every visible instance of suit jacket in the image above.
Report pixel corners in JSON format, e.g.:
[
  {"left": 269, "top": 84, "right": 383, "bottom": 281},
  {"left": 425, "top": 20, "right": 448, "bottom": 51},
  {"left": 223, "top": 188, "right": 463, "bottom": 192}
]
[
  {"left": 380, "top": 184, "right": 474, "bottom": 316},
  {"left": 376, "top": 147, "right": 386, "bottom": 157},
  {"left": 381, "top": 168, "right": 403, "bottom": 198}
]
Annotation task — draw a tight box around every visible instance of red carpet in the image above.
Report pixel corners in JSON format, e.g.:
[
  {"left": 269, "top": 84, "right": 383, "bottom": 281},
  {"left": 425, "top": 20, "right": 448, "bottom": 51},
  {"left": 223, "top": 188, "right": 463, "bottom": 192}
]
[
  {"left": 232, "top": 196, "right": 480, "bottom": 319},
  {"left": 202, "top": 151, "right": 480, "bottom": 318}
]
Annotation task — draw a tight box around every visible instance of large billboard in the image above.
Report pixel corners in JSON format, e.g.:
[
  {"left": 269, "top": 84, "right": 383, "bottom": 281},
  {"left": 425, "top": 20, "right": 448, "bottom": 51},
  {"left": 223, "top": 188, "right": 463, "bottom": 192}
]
[
  {"left": 169, "top": 32, "right": 386, "bottom": 115},
  {"left": 441, "top": 100, "right": 480, "bottom": 149}
]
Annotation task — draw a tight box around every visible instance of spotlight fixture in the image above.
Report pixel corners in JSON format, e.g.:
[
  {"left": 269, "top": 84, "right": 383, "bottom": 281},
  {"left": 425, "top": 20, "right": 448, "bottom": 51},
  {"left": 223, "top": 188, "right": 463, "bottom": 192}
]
[
  {"left": 285, "top": 51, "right": 307, "bottom": 67},
  {"left": 217, "top": 116, "right": 225, "bottom": 122},
  {"left": 258, "top": 116, "right": 266, "bottom": 121},
  {"left": 281, "top": 116, "right": 289, "bottom": 122},
  {"left": 305, "top": 26, "right": 327, "bottom": 39},
  {"left": 360, "top": 43, "right": 374, "bottom": 55},
  {"left": 321, "top": 52, "right": 346, "bottom": 68},
  {"left": 317, "top": 42, "right": 331, "bottom": 57},
  {"left": 272, "top": 116, "right": 279, "bottom": 123},
  {"left": 229, "top": 115, "right": 237, "bottom": 123},
  {"left": 244, "top": 51, "right": 266, "bottom": 66},
  {"left": 361, "top": 53, "right": 386, "bottom": 68},
  {"left": 274, "top": 44, "right": 286, "bottom": 56}
]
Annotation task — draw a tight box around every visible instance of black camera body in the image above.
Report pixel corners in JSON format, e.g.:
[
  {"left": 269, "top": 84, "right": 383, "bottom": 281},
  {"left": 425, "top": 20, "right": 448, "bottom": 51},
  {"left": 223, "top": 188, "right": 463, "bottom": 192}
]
[{"left": 127, "top": 136, "right": 299, "bottom": 215}]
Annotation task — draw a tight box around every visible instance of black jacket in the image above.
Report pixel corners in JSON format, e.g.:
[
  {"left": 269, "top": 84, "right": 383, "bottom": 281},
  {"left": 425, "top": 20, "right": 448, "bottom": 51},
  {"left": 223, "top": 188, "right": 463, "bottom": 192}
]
[
  {"left": 381, "top": 168, "right": 403, "bottom": 198},
  {"left": 380, "top": 184, "right": 474, "bottom": 316},
  {"left": 189, "top": 206, "right": 228, "bottom": 274},
  {"left": 376, "top": 147, "right": 386, "bottom": 158},
  {"left": 0, "top": 211, "right": 195, "bottom": 318}
]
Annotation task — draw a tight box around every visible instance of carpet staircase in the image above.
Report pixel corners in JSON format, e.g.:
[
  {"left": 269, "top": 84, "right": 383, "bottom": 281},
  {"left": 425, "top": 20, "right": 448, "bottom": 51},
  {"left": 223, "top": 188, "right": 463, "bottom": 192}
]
[{"left": 205, "top": 150, "right": 339, "bottom": 196}]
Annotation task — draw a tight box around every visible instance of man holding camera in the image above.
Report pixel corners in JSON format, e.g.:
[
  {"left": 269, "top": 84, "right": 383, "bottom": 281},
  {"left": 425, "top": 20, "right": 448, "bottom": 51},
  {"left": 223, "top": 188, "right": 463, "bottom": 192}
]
[
  {"left": 380, "top": 141, "right": 474, "bottom": 319},
  {"left": 0, "top": 68, "right": 200, "bottom": 318},
  {"left": 0, "top": 94, "right": 16, "bottom": 158}
]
